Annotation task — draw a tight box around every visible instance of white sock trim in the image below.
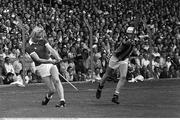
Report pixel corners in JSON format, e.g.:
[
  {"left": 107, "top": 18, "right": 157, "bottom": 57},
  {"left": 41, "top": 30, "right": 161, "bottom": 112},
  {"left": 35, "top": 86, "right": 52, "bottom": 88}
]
[
  {"left": 47, "top": 94, "right": 53, "bottom": 99},
  {"left": 60, "top": 99, "right": 65, "bottom": 101},
  {"left": 114, "top": 91, "right": 119, "bottom": 95}
]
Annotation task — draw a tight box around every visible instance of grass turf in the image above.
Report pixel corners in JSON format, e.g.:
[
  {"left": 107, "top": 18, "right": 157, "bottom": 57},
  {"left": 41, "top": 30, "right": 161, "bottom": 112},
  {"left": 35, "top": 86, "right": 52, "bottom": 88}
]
[{"left": 0, "top": 79, "right": 180, "bottom": 118}]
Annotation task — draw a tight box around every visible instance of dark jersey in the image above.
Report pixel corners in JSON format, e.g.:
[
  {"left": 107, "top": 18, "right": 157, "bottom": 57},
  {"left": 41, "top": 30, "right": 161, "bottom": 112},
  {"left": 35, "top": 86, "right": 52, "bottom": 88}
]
[
  {"left": 114, "top": 42, "right": 134, "bottom": 61},
  {"left": 26, "top": 40, "right": 50, "bottom": 66}
]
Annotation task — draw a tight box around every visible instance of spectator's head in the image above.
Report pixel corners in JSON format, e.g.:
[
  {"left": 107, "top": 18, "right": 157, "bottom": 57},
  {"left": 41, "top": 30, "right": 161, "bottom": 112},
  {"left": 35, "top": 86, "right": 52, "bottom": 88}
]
[
  {"left": 67, "top": 66, "right": 73, "bottom": 74},
  {"left": 18, "top": 55, "right": 23, "bottom": 62},
  {"left": 4, "top": 57, "right": 10, "bottom": 63},
  {"left": 82, "top": 49, "right": 89, "bottom": 59},
  {"left": 6, "top": 72, "right": 14, "bottom": 80},
  {"left": 4, "top": 47, "right": 9, "bottom": 54},
  {"left": 154, "top": 66, "right": 160, "bottom": 73},
  {"left": 62, "top": 45, "right": 68, "bottom": 53},
  {"left": 154, "top": 56, "right": 160, "bottom": 63},
  {"left": 27, "top": 69, "right": 32, "bottom": 76},
  {"left": 87, "top": 68, "right": 92, "bottom": 75},
  {"left": 167, "top": 56, "right": 171, "bottom": 61},
  {"left": 101, "top": 51, "right": 107, "bottom": 59},
  {"left": 144, "top": 53, "right": 149, "bottom": 59},
  {"left": 95, "top": 67, "right": 100, "bottom": 74},
  {"left": 154, "top": 47, "right": 159, "bottom": 53},
  {"left": 92, "top": 44, "right": 98, "bottom": 53}
]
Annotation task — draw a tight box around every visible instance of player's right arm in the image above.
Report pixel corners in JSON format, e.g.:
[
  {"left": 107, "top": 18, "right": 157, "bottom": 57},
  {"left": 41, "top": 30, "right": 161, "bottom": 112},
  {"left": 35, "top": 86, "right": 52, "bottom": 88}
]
[
  {"left": 26, "top": 47, "right": 56, "bottom": 64},
  {"left": 30, "top": 52, "right": 56, "bottom": 64}
]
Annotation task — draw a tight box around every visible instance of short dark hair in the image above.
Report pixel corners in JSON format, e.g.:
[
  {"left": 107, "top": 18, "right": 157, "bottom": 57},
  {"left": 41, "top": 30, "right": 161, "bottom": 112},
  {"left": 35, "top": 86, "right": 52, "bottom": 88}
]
[
  {"left": 27, "top": 69, "right": 32, "bottom": 74},
  {"left": 5, "top": 57, "right": 10, "bottom": 62},
  {"left": 6, "top": 72, "right": 14, "bottom": 77}
]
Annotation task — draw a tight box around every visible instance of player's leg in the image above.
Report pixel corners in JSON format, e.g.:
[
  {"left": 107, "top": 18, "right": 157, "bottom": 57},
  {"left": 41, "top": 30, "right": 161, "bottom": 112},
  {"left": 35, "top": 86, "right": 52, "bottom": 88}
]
[
  {"left": 112, "top": 62, "right": 128, "bottom": 104},
  {"left": 96, "top": 56, "right": 120, "bottom": 99},
  {"left": 96, "top": 66, "right": 114, "bottom": 99},
  {"left": 50, "top": 65, "right": 65, "bottom": 107},
  {"left": 99, "top": 67, "right": 114, "bottom": 86},
  {"left": 41, "top": 76, "right": 56, "bottom": 105}
]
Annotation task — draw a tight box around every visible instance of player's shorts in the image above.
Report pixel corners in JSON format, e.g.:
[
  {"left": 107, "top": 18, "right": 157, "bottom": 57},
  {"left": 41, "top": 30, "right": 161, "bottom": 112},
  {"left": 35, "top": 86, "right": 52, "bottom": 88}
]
[
  {"left": 109, "top": 55, "right": 128, "bottom": 70},
  {"left": 36, "top": 63, "right": 54, "bottom": 78}
]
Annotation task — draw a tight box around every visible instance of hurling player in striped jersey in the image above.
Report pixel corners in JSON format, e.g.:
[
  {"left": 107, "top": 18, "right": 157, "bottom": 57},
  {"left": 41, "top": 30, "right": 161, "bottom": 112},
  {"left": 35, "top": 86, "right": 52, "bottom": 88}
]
[
  {"left": 26, "top": 26, "right": 65, "bottom": 107},
  {"left": 96, "top": 27, "right": 137, "bottom": 104}
]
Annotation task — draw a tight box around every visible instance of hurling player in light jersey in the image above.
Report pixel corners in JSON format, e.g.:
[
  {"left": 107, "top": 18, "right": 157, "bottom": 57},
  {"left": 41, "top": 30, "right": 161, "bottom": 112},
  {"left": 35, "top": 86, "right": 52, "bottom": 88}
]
[
  {"left": 26, "top": 26, "right": 65, "bottom": 107},
  {"left": 96, "top": 27, "right": 137, "bottom": 104}
]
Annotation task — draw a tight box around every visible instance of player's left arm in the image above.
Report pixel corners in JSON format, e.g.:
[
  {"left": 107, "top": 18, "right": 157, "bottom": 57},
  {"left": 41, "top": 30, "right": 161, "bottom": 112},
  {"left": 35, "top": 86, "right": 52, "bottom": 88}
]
[
  {"left": 128, "top": 46, "right": 138, "bottom": 59},
  {"left": 45, "top": 43, "right": 62, "bottom": 61}
]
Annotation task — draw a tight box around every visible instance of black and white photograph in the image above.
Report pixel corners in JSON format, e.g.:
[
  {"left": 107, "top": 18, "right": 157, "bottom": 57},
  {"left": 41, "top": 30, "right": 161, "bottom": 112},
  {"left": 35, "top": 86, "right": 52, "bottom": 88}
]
[{"left": 0, "top": 0, "right": 180, "bottom": 118}]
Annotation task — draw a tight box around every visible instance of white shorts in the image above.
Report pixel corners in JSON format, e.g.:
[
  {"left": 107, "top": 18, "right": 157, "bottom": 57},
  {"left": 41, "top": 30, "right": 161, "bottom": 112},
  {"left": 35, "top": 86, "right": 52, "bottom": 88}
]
[
  {"left": 36, "top": 64, "right": 54, "bottom": 78},
  {"left": 109, "top": 56, "right": 128, "bottom": 69}
]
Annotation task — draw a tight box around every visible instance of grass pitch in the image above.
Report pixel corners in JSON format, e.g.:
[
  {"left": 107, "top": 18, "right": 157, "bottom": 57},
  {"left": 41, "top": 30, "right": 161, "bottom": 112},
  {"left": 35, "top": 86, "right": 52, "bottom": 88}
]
[{"left": 0, "top": 79, "right": 180, "bottom": 118}]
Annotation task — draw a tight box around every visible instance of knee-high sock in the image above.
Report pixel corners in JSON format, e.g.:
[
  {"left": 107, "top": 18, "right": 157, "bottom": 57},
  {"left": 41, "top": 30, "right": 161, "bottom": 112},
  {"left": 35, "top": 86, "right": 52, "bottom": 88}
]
[
  {"left": 50, "top": 65, "right": 65, "bottom": 101},
  {"left": 54, "top": 80, "right": 65, "bottom": 101}
]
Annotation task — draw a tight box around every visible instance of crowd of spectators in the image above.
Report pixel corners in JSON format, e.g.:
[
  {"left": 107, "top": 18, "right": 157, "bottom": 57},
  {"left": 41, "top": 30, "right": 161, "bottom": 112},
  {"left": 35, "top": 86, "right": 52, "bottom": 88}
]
[{"left": 0, "top": 0, "right": 180, "bottom": 85}]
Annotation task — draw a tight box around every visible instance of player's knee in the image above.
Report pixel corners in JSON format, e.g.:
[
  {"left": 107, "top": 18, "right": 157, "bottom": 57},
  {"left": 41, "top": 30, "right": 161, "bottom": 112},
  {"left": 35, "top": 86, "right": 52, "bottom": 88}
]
[
  {"left": 54, "top": 79, "right": 61, "bottom": 85},
  {"left": 104, "top": 68, "right": 113, "bottom": 78},
  {"left": 121, "top": 76, "right": 126, "bottom": 81}
]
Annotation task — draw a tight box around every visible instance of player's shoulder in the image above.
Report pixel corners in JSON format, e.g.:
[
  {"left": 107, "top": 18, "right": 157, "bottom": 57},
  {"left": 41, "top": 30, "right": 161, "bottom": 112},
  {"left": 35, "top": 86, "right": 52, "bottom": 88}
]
[
  {"left": 38, "top": 39, "right": 48, "bottom": 45},
  {"left": 25, "top": 44, "right": 37, "bottom": 54},
  {"left": 26, "top": 44, "right": 33, "bottom": 51}
]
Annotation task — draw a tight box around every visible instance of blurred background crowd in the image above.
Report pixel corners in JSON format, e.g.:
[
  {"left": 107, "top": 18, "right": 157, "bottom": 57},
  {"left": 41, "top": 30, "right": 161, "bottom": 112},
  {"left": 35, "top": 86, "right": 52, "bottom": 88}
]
[{"left": 0, "top": 0, "right": 180, "bottom": 85}]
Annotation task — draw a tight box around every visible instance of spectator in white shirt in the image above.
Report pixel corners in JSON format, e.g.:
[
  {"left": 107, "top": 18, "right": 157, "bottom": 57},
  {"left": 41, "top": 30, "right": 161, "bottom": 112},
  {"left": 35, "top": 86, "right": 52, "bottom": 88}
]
[
  {"left": 8, "top": 48, "right": 17, "bottom": 59},
  {"left": 159, "top": 52, "right": 166, "bottom": 68},
  {"left": 141, "top": 53, "right": 150, "bottom": 67},
  {"left": 166, "top": 56, "right": 172, "bottom": 71},
  {"left": 25, "top": 69, "right": 33, "bottom": 84},
  {"left": 152, "top": 56, "right": 160, "bottom": 71},
  {"left": 152, "top": 47, "right": 160, "bottom": 57},
  {"left": 4, "top": 57, "right": 15, "bottom": 75},
  {"left": 13, "top": 55, "right": 23, "bottom": 75},
  {"left": 2, "top": 47, "right": 9, "bottom": 59}
]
